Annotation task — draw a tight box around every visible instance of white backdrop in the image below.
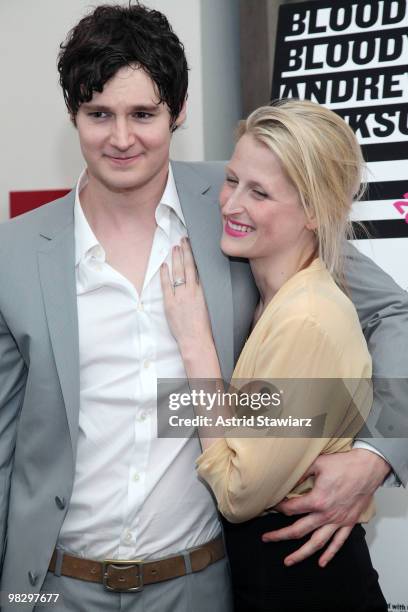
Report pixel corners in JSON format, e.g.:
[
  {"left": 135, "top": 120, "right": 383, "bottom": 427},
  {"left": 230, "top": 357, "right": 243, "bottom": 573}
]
[{"left": 0, "top": 0, "right": 241, "bottom": 222}]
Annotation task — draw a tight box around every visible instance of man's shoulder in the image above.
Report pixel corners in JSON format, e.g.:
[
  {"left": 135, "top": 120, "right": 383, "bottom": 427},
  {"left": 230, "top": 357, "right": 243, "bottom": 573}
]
[
  {"left": 172, "top": 160, "right": 226, "bottom": 174},
  {"left": 171, "top": 160, "right": 226, "bottom": 189},
  {"left": 0, "top": 191, "right": 75, "bottom": 245}
]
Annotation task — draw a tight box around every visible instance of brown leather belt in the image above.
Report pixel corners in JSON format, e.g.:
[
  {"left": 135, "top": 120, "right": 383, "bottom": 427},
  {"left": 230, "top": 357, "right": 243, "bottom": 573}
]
[{"left": 49, "top": 536, "right": 224, "bottom": 592}]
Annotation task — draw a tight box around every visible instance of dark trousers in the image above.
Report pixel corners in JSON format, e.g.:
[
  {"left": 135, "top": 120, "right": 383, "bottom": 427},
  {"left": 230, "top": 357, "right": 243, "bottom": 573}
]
[{"left": 222, "top": 513, "right": 387, "bottom": 612}]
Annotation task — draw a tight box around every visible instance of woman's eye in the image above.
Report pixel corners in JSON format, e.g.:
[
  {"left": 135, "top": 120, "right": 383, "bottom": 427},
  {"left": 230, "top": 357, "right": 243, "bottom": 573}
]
[{"left": 253, "top": 189, "right": 268, "bottom": 199}]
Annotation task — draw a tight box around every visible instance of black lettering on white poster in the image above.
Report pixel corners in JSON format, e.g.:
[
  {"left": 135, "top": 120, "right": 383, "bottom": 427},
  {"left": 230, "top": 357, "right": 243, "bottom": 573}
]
[{"left": 272, "top": 0, "right": 408, "bottom": 254}]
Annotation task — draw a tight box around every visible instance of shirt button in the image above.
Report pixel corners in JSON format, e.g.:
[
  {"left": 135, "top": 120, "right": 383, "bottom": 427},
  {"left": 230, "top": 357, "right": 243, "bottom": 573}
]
[
  {"left": 125, "top": 531, "right": 133, "bottom": 542},
  {"left": 133, "top": 472, "right": 140, "bottom": 482},
  {"left": 137, "top": 302, "right": 144, "bottom": 312},
  {"left": 143, "top": 360, "right": 151, "bottom": 369}
]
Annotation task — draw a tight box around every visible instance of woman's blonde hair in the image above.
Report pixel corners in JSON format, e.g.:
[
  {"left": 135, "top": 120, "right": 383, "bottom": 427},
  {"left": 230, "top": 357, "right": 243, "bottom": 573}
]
[{"left": 236, "top": 99, "right": 366, "bottom": 281}]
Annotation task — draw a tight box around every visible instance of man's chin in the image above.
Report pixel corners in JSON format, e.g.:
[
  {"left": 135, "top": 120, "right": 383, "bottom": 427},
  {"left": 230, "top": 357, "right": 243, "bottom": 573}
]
[{"left": 92, "top": 172, "right": 148, "bottom": 194}]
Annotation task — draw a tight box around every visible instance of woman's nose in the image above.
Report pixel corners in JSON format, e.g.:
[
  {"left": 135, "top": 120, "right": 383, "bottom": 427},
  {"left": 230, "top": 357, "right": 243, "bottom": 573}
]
[{"left": 221, "top": 190, "right": 245, "bottom": 216}]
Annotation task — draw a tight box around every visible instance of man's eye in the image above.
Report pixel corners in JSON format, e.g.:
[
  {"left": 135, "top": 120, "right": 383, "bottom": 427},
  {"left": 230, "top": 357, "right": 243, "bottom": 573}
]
[
  {"left": 133, "top": 112, "right": 153, "bottom": 120},
  {"left": 89, "top": 112, "right": 109, "bottom": 119},
  {"left": 226, "top": 176, "right": 238, "bottom": 185}
]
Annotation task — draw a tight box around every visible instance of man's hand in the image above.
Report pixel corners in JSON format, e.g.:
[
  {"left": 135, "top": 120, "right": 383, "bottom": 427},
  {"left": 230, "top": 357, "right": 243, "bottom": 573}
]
[{"left": 262, "top": 449, "right": 391, "bottom": 567}]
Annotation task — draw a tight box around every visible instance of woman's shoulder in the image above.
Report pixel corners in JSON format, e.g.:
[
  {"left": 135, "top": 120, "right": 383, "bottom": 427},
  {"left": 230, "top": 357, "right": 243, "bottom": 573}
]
[
  {"left": 249, "top": 261, "right": 371, "bottom": 379},
  {"left": 263, "top": 260, "right": 366, "bottom": 351},
  {"left": 235, "top": 261, "right": 372, "bottom": 380},
  {"left": 304, "top": 264, "right": 360, "bottom": 330}
]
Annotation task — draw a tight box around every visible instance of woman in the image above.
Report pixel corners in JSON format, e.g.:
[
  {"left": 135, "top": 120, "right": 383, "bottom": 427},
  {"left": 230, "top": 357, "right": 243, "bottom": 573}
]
[{"left": 160, "top": 99, "right": 387, "bottom": 611}]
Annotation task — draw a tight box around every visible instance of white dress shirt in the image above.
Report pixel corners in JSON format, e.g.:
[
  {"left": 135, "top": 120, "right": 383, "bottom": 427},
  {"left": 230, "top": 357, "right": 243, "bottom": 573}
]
[{"left": 58, "top": 167, "right": 220, "bottom": 560}]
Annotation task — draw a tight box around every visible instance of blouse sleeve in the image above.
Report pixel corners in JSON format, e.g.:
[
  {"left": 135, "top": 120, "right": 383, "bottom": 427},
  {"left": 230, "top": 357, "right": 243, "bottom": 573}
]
[{"left": 196, "top": 314, "right": 372, "bottom": 523}]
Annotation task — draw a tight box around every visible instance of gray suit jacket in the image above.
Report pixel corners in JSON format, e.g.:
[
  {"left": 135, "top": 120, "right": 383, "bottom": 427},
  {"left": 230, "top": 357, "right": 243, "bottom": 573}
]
[
  {"left": 0, "top": 160, "right": 407, "bottom": 606},
  {"left": 0, "top": 161, "right": 256, "bottom": 607}
]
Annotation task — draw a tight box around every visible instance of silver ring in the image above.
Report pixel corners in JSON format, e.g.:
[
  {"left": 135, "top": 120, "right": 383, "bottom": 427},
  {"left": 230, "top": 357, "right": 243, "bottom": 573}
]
[{"left": 173, "top": 278, "right": 186, "bottom": 288}]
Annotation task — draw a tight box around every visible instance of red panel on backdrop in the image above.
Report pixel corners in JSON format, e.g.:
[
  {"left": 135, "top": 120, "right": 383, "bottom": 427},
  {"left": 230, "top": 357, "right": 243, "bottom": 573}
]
[{"left": 9, "top": 189, "right": 71, "bottom": 218}]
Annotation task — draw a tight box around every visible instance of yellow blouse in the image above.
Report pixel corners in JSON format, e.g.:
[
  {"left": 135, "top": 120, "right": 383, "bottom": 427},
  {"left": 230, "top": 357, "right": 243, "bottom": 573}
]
[{"left": 196, "top": 259, "right": 374, "bottom": 523}]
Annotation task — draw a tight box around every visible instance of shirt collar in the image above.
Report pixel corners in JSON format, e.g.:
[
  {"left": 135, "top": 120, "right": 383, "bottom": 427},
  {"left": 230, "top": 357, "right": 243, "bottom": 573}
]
[
  {"left": 74, "top": 170, "right": 99, "bottom": 266},
  {"left": 159, "top": 164, "right": 186, "bottom": 226},
  {"left": 74, "top": 164, "right": 186, "bottom": 266}
]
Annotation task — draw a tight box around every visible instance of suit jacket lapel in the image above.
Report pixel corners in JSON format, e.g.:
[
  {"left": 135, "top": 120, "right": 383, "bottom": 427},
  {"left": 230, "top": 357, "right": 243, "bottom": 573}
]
[
  {"left": 36, "top": 167, "right": 235, "bottom": 455},
  {"left": 172, "top": 162, "right": 235, "bottom": 381},
  {"left": 37, "top": 192, "right": 80, "bottom": 455}
]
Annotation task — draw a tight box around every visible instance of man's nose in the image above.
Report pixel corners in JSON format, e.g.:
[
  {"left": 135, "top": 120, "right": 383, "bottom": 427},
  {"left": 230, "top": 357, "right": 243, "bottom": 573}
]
[{"left": 110, "top": 118, "right": 136, "bottom": 150}]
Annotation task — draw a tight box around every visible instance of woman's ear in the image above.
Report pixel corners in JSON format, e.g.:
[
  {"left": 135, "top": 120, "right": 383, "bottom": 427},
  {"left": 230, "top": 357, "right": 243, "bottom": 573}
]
[{"left": 305, "top": 215, "right": 318, "bottom": 232}]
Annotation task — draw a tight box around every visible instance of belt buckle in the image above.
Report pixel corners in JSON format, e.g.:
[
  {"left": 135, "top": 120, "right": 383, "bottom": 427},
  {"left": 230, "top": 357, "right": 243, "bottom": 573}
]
[{"left": 102, "top": 559, "right": 144, "bottom": 592}]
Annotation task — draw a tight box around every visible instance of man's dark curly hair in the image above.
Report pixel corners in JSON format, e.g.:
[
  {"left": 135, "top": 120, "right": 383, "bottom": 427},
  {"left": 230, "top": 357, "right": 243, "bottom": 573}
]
[{"left": 57, "top": 3, "right": 188, "bottom": 129}]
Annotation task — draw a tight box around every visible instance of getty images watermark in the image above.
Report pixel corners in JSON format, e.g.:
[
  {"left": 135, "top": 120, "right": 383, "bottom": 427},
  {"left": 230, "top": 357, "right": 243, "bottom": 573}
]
[
  {"left": 167, "top": 386, "right": 307, "bottom": 429},
  {"left": 154, "top": 377, "right": 396, "bottom": 439}
]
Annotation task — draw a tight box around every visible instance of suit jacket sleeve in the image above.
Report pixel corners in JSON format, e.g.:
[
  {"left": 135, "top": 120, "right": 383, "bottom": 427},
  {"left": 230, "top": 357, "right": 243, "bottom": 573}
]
[
  {"left": 0, "top": 308, "right": 27, "bottom": 567},
  {"left": 344, "top": 242, "right": 408, "bottom": 485}
]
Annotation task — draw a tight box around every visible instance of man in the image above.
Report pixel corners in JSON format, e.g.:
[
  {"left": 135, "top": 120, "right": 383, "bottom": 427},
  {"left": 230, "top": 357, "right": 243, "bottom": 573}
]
[
  {"left": 0, "top": 3, "right": 407, "bottom": 611},
  {"left": 0, "top": 6, "right": 243, "bottom": 611}
]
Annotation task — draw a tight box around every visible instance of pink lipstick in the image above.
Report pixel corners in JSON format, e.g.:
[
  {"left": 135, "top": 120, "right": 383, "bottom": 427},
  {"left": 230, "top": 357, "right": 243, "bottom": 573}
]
[{"left": 224, "top": 218, "right": 255, "bottom": 238}]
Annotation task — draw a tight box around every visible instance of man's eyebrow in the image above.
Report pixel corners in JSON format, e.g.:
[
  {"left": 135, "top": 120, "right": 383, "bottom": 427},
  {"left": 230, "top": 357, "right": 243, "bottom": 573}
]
[{"left": 81, "top": 103, "right": 159, "bottom": 112}]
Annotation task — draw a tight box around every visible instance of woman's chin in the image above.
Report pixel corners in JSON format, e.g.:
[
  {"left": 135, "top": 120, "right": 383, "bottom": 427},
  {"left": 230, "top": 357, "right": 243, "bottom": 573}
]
[{"left": 220, "top": 237, "right": 243, "bottom": 258}]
